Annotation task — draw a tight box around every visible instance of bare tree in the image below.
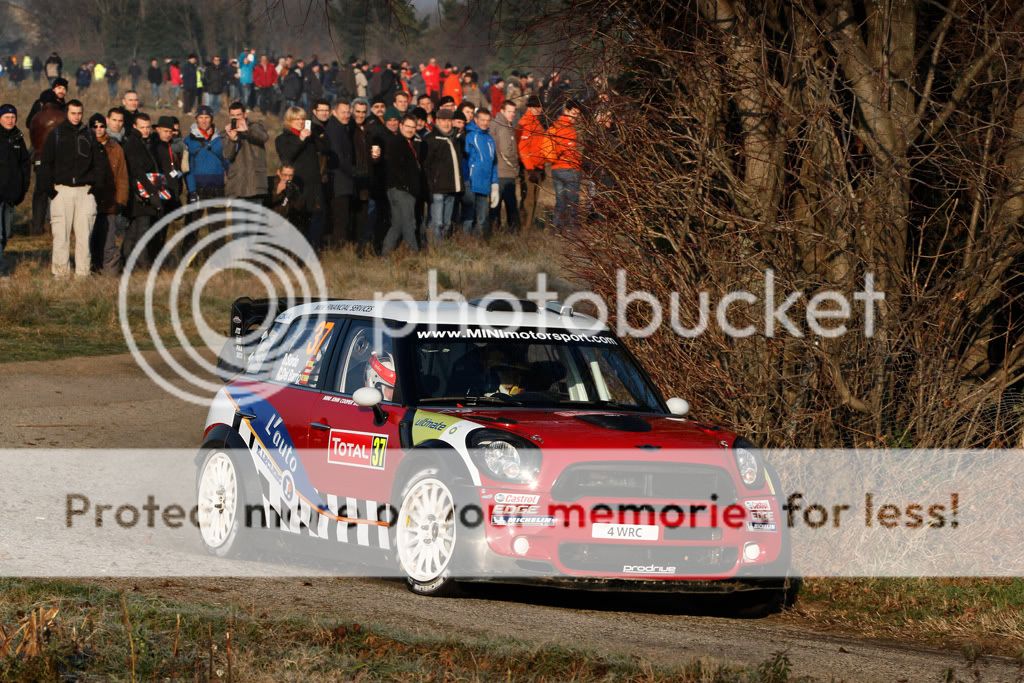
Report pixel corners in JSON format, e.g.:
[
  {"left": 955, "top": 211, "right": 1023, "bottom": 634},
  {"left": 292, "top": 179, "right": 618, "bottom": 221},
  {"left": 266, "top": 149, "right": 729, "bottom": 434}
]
[{"left": 551, "top": 0, "right": 1024, "bottom": 447}]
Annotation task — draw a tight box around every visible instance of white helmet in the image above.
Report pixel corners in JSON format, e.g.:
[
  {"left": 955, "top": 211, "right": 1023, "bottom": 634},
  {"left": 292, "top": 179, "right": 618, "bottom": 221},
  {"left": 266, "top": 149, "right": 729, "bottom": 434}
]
[{"left": 365, "top": 352, "right": 397, "bottom": 399}]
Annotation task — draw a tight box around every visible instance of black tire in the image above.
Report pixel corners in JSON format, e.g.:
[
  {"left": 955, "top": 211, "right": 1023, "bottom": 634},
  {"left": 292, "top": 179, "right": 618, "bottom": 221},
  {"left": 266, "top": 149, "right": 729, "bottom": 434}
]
[{"left": 732, "top": 576, "right": 801, "bottom": 617}]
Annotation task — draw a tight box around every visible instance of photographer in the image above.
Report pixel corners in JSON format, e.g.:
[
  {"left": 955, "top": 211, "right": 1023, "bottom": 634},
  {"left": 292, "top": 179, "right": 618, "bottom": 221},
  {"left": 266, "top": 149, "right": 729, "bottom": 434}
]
[
  {"left": 223, "top": 102, "right": 269, "bottom": 203},
  {"left": 267, "top": 164, "right": 305, "bottom": 223}
]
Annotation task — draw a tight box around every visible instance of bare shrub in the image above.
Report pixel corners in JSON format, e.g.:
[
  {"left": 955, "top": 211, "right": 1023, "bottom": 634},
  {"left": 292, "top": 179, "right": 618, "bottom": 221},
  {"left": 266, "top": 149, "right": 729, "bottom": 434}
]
[{"left": 551, "top": 0, "right": 1024, "bottom": 447}]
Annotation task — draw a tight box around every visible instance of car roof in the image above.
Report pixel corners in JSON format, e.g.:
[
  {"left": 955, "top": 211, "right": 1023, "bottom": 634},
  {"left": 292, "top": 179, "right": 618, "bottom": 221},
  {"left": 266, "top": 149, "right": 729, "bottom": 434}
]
[{"left": 275, "top": 299, "right": 610, "bottom": 333}]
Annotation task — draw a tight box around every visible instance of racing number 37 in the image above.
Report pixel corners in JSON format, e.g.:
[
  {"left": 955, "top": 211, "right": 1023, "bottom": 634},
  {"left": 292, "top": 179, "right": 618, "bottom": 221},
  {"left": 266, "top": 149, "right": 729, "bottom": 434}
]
[{"left": 371, "top": 435, "right": 387, "bottom": 468}]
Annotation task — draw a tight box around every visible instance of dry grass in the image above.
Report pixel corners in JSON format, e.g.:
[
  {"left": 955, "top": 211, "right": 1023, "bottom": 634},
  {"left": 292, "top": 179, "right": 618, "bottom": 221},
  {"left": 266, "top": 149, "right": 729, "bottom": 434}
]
[
  {"left": 786, "top": 578, "right": 1024, "bottom": 659},
  {"left": 0, "top": 578, "right": 804, "bottom": 682},
  {"left": 0, "top": 229, "right": 573, "bottom": 363}
]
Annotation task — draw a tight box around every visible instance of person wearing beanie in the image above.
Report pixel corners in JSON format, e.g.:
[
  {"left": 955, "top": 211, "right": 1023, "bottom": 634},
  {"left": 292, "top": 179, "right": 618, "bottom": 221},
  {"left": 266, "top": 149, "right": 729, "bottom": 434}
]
[
  {"left": 26, "top": 78, "right": 68, "bottom": 128},
  {"left": 383, "top": 107, "right": 401, "bottom": 132},
  {"left": 0, "top": 103, "right": 30, "bottom": 275},
  {"left": 517, "top": 95, "right": 548, "bottom": 231},
  {"left": 180, "top": 105, "right": 229, "bottom": 258},
  {"left": 437, "top": 95, "right": 457, "bottom": 112},
  {"left": 38, "top": 98, "right": 105, "bottom": 277},
  {"left": 86, "top": 112, "right": 129, "bottom": 275}
]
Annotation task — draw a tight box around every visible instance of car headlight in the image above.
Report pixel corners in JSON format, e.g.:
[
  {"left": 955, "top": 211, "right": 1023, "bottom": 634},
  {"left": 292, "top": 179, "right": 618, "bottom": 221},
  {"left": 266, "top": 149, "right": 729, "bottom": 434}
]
[
  {"left": 468, "top": 429, "right": 541, "bottom": 484},
  {"left": 733, "top": 438, "right": 763, "bottom": 488}
]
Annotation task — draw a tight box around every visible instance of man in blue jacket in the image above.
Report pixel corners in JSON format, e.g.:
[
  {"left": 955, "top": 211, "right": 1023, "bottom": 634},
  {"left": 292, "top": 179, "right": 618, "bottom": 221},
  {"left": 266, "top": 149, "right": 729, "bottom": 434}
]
[
  {"left": 238, "top": 50, "right": 256, "bottom": 109},
  {"left": 461, "top": 108, "right": 499, "bottom": 236},
  {"left": 181, "top": 105, "right": 228, "bottom": 261}
]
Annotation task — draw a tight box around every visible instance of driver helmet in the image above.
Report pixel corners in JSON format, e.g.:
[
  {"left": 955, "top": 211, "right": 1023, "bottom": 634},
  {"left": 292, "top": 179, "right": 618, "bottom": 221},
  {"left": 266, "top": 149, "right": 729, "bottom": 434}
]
[{"left": 366, "top": 352, "right": 397, "bottom": 400}]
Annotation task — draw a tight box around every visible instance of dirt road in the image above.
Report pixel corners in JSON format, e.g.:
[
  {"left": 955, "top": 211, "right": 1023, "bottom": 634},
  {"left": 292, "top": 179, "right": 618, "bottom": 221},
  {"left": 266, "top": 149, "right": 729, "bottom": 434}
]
[{"left": 1, "top": 351, "right": 1019, "bottom": 682}]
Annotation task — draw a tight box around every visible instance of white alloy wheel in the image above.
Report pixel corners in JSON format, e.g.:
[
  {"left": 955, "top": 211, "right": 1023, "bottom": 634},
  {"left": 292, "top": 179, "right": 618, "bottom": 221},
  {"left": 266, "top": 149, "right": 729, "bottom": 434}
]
[
  {"left": 197, "top": 452, "right": 239, "bottom": 550},
  {"left": 396, "top": 477, "right": 457, "bottom": 583}
]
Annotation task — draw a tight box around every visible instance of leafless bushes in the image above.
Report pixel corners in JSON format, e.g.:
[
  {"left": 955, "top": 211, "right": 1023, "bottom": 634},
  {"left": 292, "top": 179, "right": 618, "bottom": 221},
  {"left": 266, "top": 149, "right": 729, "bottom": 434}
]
[{"left": 554, "top": 0, "right": 1024, "bottom": 447}]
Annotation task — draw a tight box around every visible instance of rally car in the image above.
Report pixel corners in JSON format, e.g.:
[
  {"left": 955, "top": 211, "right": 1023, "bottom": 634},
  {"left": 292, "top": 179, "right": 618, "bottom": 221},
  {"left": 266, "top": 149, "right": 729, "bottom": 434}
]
[{"left": 199, "top": 298, "right": 796, "bottom": 611}]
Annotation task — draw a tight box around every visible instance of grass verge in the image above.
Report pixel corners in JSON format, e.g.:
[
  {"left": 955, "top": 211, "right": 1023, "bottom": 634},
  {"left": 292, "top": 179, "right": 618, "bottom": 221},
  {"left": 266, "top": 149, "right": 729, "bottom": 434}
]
[
  {"left": 784, "top": 578, "right": 1024, "bottom": 659},
  {"left": 0, "top": 578, "right": 808, "bottom": 682},
  {"left": 0, "top": 230, "right": 573, "bottom": 364}
]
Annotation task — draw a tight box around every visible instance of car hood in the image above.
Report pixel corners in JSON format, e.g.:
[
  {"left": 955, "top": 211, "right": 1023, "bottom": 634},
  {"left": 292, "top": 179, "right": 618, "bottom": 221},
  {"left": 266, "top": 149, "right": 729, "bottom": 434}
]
[{"left": 424, "top": 407, "right": 738, "bottom": 451}]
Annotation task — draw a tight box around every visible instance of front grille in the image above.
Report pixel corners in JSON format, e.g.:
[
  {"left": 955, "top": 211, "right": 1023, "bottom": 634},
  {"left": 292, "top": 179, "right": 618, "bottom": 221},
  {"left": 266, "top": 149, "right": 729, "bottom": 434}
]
[
  {"left": 551, "top": 461, "right": 737, "bottom": 503},
  {"left": 558, "top": 543, "right": 738, "bottom": 575}
]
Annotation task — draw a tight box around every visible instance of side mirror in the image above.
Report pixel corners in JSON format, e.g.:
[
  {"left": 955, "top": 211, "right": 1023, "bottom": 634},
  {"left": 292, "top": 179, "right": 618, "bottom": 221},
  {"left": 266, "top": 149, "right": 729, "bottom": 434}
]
[
  {"left": 353, "top": 387, "right": 388, "bottom": 425},
  {"left": 666, "top": 397, "right": 689, "bottom": 416},
  {"left": 353, "top": 387, "right": 383, "bottom": 407}
]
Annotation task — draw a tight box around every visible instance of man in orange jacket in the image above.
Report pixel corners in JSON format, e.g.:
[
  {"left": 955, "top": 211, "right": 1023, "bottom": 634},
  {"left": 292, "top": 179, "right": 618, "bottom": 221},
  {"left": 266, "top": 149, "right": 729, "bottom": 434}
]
[
  {"left": 546, "top": 99, "right": 582, "bottom": 230},
  {"left": 516, "top": 95, "right": 547, "bottom": 230},
  {"left": 441, "top": 66, "right": 463, "bottom": 105}
]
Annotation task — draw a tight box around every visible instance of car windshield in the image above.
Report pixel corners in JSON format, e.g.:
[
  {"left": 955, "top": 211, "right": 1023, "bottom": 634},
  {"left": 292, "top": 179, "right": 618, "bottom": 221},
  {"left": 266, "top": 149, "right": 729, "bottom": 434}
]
[{"left": 411, "top": 326, "right": 664, "bottom": 412}]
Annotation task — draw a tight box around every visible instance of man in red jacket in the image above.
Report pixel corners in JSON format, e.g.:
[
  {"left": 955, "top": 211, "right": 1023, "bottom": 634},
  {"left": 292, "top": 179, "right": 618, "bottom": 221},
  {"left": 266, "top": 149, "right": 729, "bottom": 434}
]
[
  {"left": 253, "top": 55, "right": 278, "bottom": 115},
  {"left": 422, "top": 58, "right": 441, "bottom": 97}
]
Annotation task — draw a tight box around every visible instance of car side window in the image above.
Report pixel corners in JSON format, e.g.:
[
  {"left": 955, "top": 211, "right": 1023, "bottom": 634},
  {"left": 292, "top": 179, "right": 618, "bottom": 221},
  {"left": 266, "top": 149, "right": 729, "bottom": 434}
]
[
  {"left": 266, "top": 316, "right": 340, "bottom": 389},
  {"left": 333, "top": 320, "right": 401, "bottom": 402}
]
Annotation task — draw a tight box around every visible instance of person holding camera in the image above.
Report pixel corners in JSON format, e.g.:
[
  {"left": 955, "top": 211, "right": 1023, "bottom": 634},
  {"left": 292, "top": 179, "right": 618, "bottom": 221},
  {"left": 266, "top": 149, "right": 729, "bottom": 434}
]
[
  {"left": 224, "top": 102, "right": 269, "bottom": 204},
  {"left": 268, "top": 164, "right": 305, "bottom": 222},
  {"left": 275, "top": 106, "right": 324, "bottom": 245}
]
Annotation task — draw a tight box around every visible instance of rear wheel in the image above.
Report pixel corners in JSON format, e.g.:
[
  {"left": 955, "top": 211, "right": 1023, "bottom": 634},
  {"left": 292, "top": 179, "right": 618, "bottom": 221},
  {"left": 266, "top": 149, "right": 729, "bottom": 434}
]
[{"left": 395, "top": 470, "right": 461, "bottom": 596}]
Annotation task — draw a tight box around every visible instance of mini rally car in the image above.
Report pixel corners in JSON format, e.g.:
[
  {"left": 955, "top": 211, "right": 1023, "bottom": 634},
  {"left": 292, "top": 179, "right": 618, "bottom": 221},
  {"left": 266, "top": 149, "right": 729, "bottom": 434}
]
[{"left": 199, "top": 298, "right": 796, "bottom": 611}]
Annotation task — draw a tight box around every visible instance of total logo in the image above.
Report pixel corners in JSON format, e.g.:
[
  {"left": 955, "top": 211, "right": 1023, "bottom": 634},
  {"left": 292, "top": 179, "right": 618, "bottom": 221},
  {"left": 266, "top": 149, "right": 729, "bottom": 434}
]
[
  {"left": 622, "top": 564, "right": 676, "bottom": 574},
  {"left": 327, "top": 429, "right": 388, "bottom": 470}
]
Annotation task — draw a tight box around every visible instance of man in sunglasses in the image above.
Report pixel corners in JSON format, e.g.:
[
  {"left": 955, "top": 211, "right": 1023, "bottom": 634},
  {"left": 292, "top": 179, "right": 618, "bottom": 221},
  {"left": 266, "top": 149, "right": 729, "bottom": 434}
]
[{"left": 87, "top": 113, "right": 128, "bottom": 275}]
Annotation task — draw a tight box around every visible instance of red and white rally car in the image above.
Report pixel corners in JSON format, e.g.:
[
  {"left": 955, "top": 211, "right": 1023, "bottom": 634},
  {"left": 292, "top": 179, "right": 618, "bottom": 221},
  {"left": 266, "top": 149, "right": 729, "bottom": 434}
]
[{"left": 199, "top": 298, "right": 796, "bottom": 611}]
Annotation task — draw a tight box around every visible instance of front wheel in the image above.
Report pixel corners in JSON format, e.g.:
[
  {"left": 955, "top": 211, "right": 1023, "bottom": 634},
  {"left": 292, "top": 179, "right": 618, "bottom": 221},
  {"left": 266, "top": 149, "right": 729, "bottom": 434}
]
[
  {"left": 196, "top": 449, "right": 247, "bottom": 557},
  {"left": 395, "top": 471, "right": 461, "bottom": 596}
]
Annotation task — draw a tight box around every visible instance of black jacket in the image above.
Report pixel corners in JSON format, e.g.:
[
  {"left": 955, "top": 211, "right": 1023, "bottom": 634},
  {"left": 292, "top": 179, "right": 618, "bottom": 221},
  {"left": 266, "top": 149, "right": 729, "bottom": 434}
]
[
  {"left": 151, "top": 136, "right": 183, "bottom": 201},
  {"left": 305, "top": 72, "right": 324, "bottom": 101},
  {"left": 181, "top": 61, "right": 198, "bottom": 91},
  {"left": 382, "top": 131, "right": 422, "bottom": 196},
  {"left": 38, "top": 120, "right": 105, "bottom": 198},
  {"left": 204, "top": 63, "right": 228, "bottom": 95},
  {"left": 275, "top": 131, "right": 322, "bottom": 211},
  {"left": 366, "top": 119, "right": 390, "bottom": 194},
  {"left": 147, "top": 65, "right": 163, "bottom": 85},
  {"left": 123, "top": 130, "right": 161, "bottom": 217},
  {"left": 26, "top": 90, "right": 66, "bottom": 128},
  {"left": 422, "top": 129, "right": 463, "bottom": 196},
  {"left": 0, "top": 125, "right": 31, "bottom": 205},
  {"left": 281, "top": 69, "right": 304, "bottom": 101},
  {"left": 325, "top": 118, "right": 354, "bottom": 198}
]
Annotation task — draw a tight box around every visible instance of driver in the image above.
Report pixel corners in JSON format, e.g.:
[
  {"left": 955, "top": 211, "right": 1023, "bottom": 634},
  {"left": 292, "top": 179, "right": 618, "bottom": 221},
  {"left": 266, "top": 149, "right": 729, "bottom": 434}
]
[
  {"left": 481, "top": 347, "right": 527, "bottom": 397},
  {"left": 365, "top": 351, "right": 397, "bottom": 401}
]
